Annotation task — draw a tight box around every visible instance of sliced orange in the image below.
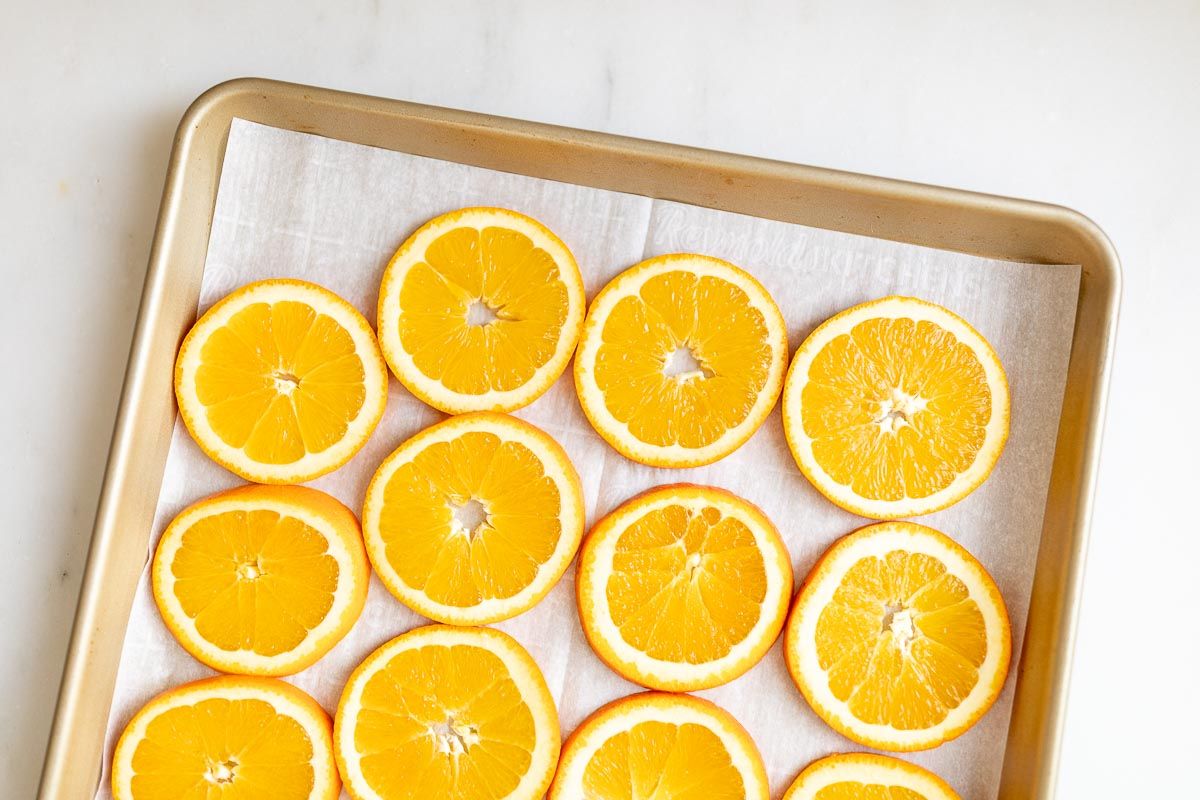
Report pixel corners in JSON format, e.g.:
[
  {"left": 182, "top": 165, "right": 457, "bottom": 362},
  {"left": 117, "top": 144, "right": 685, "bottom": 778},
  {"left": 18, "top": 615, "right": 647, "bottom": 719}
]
[
  {"left": 376, "top": 207, "right": 585, "bottom": 413},
  {"left": 175, "top": 278, "right": 388, "bottom": 484},
  {"left": 111, "top": 675, "right": 339, "bottom": 800},
  {"left": 576, "top": 484, "right": 793, "bottom": 691},
  {"left": 574, "top": 254, "right": 787, "bottom": 467},
  {"left": 549, "top": 692, "right": 769, "bottom": 800},
  {"left": 782, "top": 296, "right": 1009, "bottom": 519},
  {"left": 785, "top": 521, "right": 1011, "bottom": 751},
  {"left": 783, "top": 753, "right": 960, "bottom": 800},
  {"left": 334, "top": 624, "right": 559, "bottom": 800},
  {"left": 362, "top": 412, "right": 584, "bottom": 625},
  {"left": 151, "top": 484, "right": 369, "bottom": 676}
]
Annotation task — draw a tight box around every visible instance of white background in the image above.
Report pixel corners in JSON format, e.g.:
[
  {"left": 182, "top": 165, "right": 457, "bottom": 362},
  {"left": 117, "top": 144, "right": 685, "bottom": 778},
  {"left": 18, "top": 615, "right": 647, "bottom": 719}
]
[{"left": 1, "top": 1, "right": 1195, "bottom": 797}]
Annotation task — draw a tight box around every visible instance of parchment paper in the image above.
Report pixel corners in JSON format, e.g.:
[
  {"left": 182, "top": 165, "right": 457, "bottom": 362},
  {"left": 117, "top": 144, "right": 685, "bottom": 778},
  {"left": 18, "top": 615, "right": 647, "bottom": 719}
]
[{"left": 96, "top": 119, "right": 1081, "bottom": 800}]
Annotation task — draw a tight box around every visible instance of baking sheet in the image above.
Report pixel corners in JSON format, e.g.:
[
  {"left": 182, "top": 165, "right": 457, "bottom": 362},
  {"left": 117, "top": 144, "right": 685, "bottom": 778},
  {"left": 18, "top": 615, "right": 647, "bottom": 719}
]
[{"left": 96, "top": 118, "right": 1080, "bottom": 799}]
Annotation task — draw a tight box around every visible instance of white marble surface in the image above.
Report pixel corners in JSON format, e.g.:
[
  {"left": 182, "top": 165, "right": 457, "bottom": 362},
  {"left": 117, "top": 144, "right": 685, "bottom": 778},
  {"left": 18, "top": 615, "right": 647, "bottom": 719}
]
[{"left": 1, "top": 1, "right": 1196, "bottom": 797}]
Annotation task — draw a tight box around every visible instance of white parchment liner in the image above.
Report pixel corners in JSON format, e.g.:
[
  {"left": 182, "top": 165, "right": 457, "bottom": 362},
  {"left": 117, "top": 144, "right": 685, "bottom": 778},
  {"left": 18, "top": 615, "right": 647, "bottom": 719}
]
[{"left": 96, "top": 119, "right": 1080, "bottom": 800}]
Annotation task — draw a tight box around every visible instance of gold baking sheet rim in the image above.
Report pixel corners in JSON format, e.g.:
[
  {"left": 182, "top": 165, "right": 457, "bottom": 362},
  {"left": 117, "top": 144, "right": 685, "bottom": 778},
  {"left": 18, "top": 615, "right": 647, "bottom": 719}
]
[{"left": 38, "top": 77, "right": 1120, "bottom": 800}]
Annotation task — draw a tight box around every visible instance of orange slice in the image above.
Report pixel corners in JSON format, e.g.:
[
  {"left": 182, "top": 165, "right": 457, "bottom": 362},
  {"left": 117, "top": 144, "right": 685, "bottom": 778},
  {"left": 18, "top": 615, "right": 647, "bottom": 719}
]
[
  {"left": 574, "top": 254, "right": 787, "bottom": 467},
  {"left": 362, "top": 412, "right": 584, "bottom": 625},
  {"left": 783, "top": 753, "right": 960, "bottom": 800},
  {"left": 334, "top": 624, "right": 559, "bottom": 800},
  {"left": 782, "top": 296, "right": 1009, "bottom": 518},
  {"left": 376, "top": 207, "right": 585, "bottom": 413},
  {"left": 576, "top": 484, "right": 793, "bottom": 691},
  {"left": 151, "top": 484, "right": 369, "bottom": 676},
  {"left": 549, "top": 692, "right": 769, "bottom": 800},
  {"left": 175, "top": 278, "right": 388, "bottom": 484},
  {"left": 784, "top": 522, "right": 1011, "bottom": 751},
  {"left": 111, "top": 675, "right": 339, "bottom": 800}
]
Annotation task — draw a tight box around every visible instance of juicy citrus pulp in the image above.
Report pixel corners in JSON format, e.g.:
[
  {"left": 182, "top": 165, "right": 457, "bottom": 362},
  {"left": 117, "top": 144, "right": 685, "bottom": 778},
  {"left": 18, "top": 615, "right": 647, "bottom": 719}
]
[
  {"left": 334, "top": 625, "right": 559, "bottom": 800},
  {"left": 783, "top": 752, "right": 960, "bottom": 800},
  {"left": 174, "top": 279, "right": 388, "bottom": 484},
  {"left": 782, "top": 296, "right": 1009, "bottom": 518},
  {"left": 574, "top": 254, "right": 787, "bottom": 467},
  {"left": 111, "top": 675, "right": 339, "bottom": 800},
  {"left": 362, "top": 412, "right": 584, "bottom": 624},
  {"left": 151, "top": 484, "right": 369, "bottom": 676},
  {"left": 577, "top": 484, "right": 793, "bottom": 691},
  {"left": 785, "top": 522, "right": 1011, "bottom": 751},
  {"left": 549, "top": 692, "right": 768, "bottom": 800},
  {"left": 376, "top": 207, "right": 585, "bottom": 413}
]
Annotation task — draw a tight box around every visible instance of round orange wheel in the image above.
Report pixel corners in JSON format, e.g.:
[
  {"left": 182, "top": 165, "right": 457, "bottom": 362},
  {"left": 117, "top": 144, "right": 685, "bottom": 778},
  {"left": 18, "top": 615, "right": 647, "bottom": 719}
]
[
  {"left": 174, "top": 278, "right": 388, "bottom": 484},
  {"left": 576, "top": 484, "right": 793, "bottom": 691},
  {"left": 574, "top": 254, "right": 787, "bottom": 467},
  {"left": 111, "top": 675, "right": 339, "bottom": 800},
  {"left": 151, "top": 484, "right": 369, "bottom": 676},
  {"left": 361, "top": 412, "right": 585, "bottom": 625},
  {"left": 783, "top": 752, "right": 960, "bottom": 800},
  {"left": 782, "top": 296, "right": 1009, "bottom": 518},
  {"left": 785, "top": 521, "right": 1011, "bottom": 751},
  {"left": 334, "top": 625, "right": 560, "bottom": 800},
  {"left": 376, "top": 207, "right": 586, "bottom": 414},
  {"left": 549, "top": 692, "right": 769, "bottom": 800}
]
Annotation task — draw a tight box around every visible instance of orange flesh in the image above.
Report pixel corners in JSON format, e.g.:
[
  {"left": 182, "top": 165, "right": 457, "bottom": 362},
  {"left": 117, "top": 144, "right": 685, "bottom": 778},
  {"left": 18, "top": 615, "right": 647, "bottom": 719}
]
[
  {"left": 581, "top": 720, "right": 746, "bottom": 799},
  {"left": 378, "top": 431, "right": 562, "bottom": 607},
  {"left": 129, "top": 698, "right": 315, "bottom": 798},
  {"left": 606, "top": 504, "right": 767, "bottom": 663},
  {"left": 171, "top": 509, "right": 338, "bottom": 655},
  {"left": 594, "top": 270, "right": 773, "bottom": 448},
  {"left": 397, "top": 226, "right": 569, "bottom": 395},
  {"left": 814, "top": 551, "right": 987, "bottom": 730},
  {"left": 801, "top": 317, "right": 991, "bottom": 500},
  {"left": 353, "top": 644, "right": 537, "bottom": 798},
  {"left": 195, "top": 300, "right": 367, "bottom": 464},
  {"left": 815, "top": 783, "right": 926, "bottom": 799}
]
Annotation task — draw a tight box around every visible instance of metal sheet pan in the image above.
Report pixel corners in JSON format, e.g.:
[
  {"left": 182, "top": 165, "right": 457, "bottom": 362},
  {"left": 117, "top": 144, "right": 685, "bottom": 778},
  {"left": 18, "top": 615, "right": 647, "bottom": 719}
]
[{"left": 38, "top": 77, "right": 1120, "bottom": 799}]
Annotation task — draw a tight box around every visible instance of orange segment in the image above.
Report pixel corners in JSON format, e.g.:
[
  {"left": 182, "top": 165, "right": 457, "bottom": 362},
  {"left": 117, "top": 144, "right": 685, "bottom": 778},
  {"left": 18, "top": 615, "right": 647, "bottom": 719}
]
[
  {"left": 784, "top": 522, "right": 1011, "bottom": 751},
  {"left": 549, "top": 692, "right": 768, "bottom": 800},
  {"left": 362, "top": 412, "right": 585, "bottom": 625},
  {"left": 574, "top": 254, "right": 787, "bottom": 467},
  {"left": 782, "top": 296, "right": 1009, "bottom": 518},
  {"left": 111, "top": 676, "right": 339, "bottom": 800},
  {"left": 334, "top": 625, "right": 560, "bottom": 800},
  {"left": 577, "top": 484, "right": 792, "bottom": 691},
  {"left": 783, "top": 753, "right": 960, "bottom": 800},
  {"left": 377, "top": 207, "right": 585, "bottom": 413},
  {"left": 151, "top": 484, "right": 369, "bottom": 676},
  {"left": 175, "top": 279, "right": 388, "bottom": 484}
]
